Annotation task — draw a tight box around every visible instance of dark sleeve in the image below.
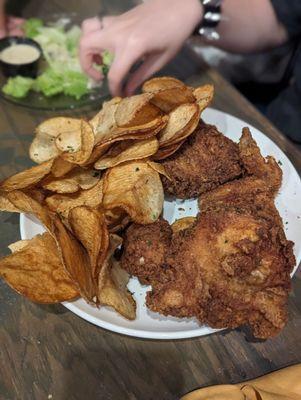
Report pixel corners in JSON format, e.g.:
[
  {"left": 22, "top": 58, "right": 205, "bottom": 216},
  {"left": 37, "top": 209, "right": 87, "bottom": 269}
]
[
  {"left": 270, "top": 0, "right": 301, "bottom": 39},
  {"left": 5, "top": 0, "right": 30, "bottom": 17}
]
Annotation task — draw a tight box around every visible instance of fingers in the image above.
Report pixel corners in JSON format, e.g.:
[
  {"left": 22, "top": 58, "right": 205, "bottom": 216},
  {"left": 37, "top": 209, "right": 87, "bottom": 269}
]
[
  {"left": 108, "top": 46, "right": 143, "bottom": 96},
  {"left": 102, "top": 16, "right": 116, "bottom": 29},
  {"left": 0, "top": 11, "right": 6, "bottom": 39},
  {"left": 0, "top": 28, "right": 5, "bottom": 39},
  {"left": 124, "top": 51, "right": 173, "bottom": 96},
  {"left": 81, "top": 17, "right": 102, "bottom": 35},
  {"left": 79, "top": 29, "right": 109, "bottom": 80},
  {"left": 80, "top": 17, "right": 105, "bottom": 79},
  {"left": 8, "top": 27, "right": 23, "bottom": 36},
  {"left": 7, "top": 16, "right": 24, "bottom": 29},
  {"left": 81, "top": 15, "right": 116, "bottom": 35}
]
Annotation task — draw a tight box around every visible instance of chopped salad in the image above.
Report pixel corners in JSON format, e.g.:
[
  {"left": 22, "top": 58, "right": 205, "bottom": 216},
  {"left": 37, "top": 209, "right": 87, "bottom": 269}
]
[{"left": 2, "top": 18, "right": 113, "bottom": 99}]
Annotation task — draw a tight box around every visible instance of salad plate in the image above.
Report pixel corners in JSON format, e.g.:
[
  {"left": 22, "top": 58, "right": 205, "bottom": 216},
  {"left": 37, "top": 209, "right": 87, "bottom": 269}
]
[{"left": 0, "top": 13, "right": 110, "bottom": 110}]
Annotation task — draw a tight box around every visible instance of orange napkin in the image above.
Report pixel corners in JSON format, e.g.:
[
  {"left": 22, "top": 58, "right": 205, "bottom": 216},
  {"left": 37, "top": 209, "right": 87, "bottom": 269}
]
[{"left": 181, "top": 364, "right": 301, "bottom": 400}]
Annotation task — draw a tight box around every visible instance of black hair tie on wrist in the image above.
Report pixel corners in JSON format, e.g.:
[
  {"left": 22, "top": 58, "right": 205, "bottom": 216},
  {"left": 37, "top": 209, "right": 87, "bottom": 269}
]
[{"left": 194, "top": 0, "right": 223, "bottom": 40}]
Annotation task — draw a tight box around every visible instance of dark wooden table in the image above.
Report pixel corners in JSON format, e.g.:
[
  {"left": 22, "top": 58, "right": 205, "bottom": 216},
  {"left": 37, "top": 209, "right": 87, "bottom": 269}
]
[{"left": 1, "top": 2, "right": 301, "bottom": 400}]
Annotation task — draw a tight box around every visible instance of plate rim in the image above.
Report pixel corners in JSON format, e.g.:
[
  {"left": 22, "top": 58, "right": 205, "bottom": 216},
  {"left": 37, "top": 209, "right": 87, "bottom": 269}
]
[{"left": 19, "top": 108, "right": 301, "bottom": 339}]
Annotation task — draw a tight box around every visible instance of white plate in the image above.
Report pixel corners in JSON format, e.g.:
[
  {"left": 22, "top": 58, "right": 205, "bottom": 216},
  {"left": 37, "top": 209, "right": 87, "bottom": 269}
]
[{"left": 20, "top": 108, "right": 301, "bottom": 339}]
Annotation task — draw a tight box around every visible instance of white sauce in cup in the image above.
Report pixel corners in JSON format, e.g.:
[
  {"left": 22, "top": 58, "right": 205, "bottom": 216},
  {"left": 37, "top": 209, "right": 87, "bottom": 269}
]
[{"left": 0, "top": 44, "right": 40, "bottom": 65}]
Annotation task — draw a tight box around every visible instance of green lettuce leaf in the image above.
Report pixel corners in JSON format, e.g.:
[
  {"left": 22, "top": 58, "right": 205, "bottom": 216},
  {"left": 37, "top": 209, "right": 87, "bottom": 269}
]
[
  {"left": 101, "top": 50, "right": 114, "bottom": 75},
  {"left": 35, "top": 69, "right": 64, "bottom": 97},
  {"left": 2, "top": 76, "right": 34, "bottom": 98},
  {"left": 23, "top": 18, "right": 43, "bottom": 38},
  {"left": 62, "top": 70, "right": 89, "bottom": 99},
  {"left": 66, "top": 26, "right": 81, "bottom": 56}
]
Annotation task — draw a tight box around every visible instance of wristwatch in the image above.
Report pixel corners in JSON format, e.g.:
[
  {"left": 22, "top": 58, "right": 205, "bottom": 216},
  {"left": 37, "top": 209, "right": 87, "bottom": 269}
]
[{"left": 194, "top": 0, "right": 223, "bottom": 41}]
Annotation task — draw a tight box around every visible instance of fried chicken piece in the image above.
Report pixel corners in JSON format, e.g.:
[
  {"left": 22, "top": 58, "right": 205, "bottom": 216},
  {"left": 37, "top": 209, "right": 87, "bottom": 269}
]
[
  {"left": 160, "top": 122, "right": 242, "bottom": 199},
  {"left": 146, "top": 211, "right": 295, "bottom": 339},
  {"left": 239, "top": 127, "right": 282, "bottom": 194},
  {"left": 199, "top": 176, "right": 283, "bottom": 227},
  {"left": 198, "top": 128, "right": 283, "bottom": 225},
  {"left": 122, "top": 126, "right": 294, "bottom": 338},
  {"left": 121, "top": 219, "right": 172, "bottom": 285}
]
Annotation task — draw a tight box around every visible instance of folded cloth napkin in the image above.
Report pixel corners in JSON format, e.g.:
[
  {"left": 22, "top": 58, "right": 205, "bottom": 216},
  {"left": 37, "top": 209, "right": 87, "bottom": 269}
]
[{"left": 181, "top": 364, "right": 301, "bottom": 400}]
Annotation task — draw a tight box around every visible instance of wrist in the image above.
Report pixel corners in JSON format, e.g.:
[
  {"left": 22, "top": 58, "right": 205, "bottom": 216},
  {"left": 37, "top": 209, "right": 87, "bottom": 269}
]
[{"left": 189, "top": 0, "right": 204, "bottom": 30}]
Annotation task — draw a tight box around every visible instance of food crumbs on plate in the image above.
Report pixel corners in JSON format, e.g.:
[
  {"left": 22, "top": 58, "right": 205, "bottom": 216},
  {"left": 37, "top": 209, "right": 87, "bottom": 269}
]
[
  {"left": 278, "top": 160, "right": 282, "bottom": 165},
  {"left": 178, "top": 207, "right": 185, "bottom": 211},
  {"left": 67, "top": 145, "right": 74, "bottom": 152}
]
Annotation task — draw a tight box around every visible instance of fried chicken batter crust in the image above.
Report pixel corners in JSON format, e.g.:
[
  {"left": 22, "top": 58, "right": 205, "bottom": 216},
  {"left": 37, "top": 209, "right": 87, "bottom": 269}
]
[
  {"left": 121, "top": 219, "right": 172, "bottom": 285},
  {"left": 161, "top": 122, "right": 242, "bottom": 199},
  {"left": 146, "top": 211, "right": 295, "bottom": 339}
]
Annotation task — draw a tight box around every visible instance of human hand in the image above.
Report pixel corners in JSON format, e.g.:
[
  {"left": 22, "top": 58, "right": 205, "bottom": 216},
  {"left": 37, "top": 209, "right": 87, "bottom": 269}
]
[
  {"left": 0, "top": 15, "right": 24, "bottom": 39},
  {"left": 79, "top": 0, "right": 203, "bottom": 96}
]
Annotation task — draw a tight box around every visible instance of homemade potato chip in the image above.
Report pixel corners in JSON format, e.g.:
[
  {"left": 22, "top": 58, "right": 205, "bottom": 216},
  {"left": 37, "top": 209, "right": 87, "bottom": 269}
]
[
  {"left": 81, "top": 142, "right": 112, "bottom": 167},
  {"left": 94, "top": 138, "right": 159, "bottom": 170},
  {"left": 51, "top": 157, "right": 75, "bottom": 178},
  {"left": 108, "top": 115, "right": 167, "bottom": 143},
  {"left": 193, "top": 84, "right": 214, "bottom": 112},
  {"left": 28, "top": 188, "right": 47, "bottom": 203},
  {"left": 60, "top": 120, "right": 94, "bottom": 165},
  {"left": 0, "top": 160, "right": 53, "bottom": 192},
  {"left": 0, "top": 191, "right": 21, "bottom": 212},
  {"left": 30, "top": 117, "right": 84, "bottom": 164},
  {"left": 152, "top": 140, "right": 185, "bottom": 161},
  {"left": 69, "top": 206, "right": 109, "bottom": 279},
  {"left": 98, "top": 258, "right": 136, "bottom": 320},
  {"left": 98, "top": 234, "right": 136, "bottom": 320},
  {"left": 55, "top": 120, "right": 82, "bottom": 154},
  {"left": 42, "top": 168, "right": 101, "bottom": 194},
  {"left": 0, "top": 233, "right": 78, "bottom": 303},
  {"left": 0, "top": 75, "right": 218, "bottom": 314},
  {"left": 7, "top": 190, "right": 53, "bottom": 232},
  {"left": 146, "top": 161, "right": 171, "bottom": 180},
  {"left": 53, "top": 216, "right": 97, "bottom": 303},
  {"left": 103, "top": 161, "right": 164, "bottom": 224},
  {"left": 8, "top": 239, "right": 31, "bottom": 253},
  {"left": 105, "top": 208, "right": 130, "bottom": 233},
  {"left": 46, "top": 178, "right": 104, "bottom": 220},
  {"left": 171, "top": 217, "right": 196, "bottom": 233},
  {"left": 142, "top": 76, "right": 185, "bottom": 93},
  {"left": 90, "top": 97, "right": 121, "bottom": 144},
  {"left": 115, "top": 93, "right": 160, "bottom": 127},
  {"left": 150, "top": 86, "right": 195, "bottom": 113},
  {"left": 158, "top": 103, "right": 199, "bottom": 146}
]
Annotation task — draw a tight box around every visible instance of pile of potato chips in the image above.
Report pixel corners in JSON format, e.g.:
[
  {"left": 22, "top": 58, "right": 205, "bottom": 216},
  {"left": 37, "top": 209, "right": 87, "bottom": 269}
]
[{"left": 0, "top": 76, "right": 213, "bottom": 320}]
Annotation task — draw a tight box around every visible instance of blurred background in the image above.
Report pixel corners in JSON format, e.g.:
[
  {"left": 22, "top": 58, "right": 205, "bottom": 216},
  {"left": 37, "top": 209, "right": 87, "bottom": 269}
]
[{"left": 3, "top": 0, "right": 301, "bottom": 148}]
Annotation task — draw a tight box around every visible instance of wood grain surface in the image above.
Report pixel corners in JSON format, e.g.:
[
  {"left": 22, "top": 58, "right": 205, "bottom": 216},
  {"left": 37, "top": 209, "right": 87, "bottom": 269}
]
[{"left": 0, "top": 2, "right": 300, "bottom": 400}]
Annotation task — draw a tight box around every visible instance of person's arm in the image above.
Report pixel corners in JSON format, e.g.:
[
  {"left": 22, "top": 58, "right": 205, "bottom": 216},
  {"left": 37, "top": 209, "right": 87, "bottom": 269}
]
[
  {"left": 214, "top": 0, "right": 288, "bottom": 53},
  {"left": 0, "top": 0, "right": 6, "bottom": 38},
  {"left": 0, "top": 0, "right": 24, "bottom": 39},
  {"left": 79, "top": 0, "right": 289, "bottom": 96}
]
